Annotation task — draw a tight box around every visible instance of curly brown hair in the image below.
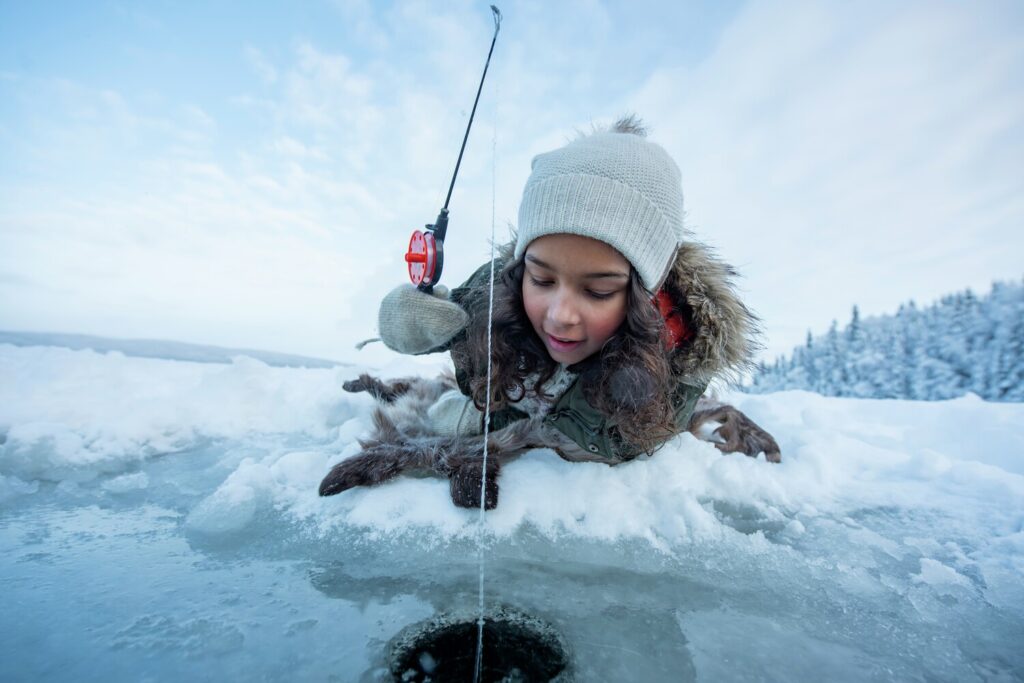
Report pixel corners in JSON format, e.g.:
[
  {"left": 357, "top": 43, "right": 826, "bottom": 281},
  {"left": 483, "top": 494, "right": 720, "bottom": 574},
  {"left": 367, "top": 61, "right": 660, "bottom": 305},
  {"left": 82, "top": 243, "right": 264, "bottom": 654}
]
[{"left": 452, "top": 243, "right": 683, "bottom": 454}]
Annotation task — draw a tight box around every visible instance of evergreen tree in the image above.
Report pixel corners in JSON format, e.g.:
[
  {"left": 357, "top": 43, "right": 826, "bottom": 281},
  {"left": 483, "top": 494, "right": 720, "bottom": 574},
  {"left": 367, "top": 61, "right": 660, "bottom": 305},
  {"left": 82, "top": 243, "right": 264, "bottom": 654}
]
[
  {"left": 801, "top": 331, "right": 818, "bottom": 389},
  {"left": 748, "top": 279, "right": 1023, "bottom": 402}
]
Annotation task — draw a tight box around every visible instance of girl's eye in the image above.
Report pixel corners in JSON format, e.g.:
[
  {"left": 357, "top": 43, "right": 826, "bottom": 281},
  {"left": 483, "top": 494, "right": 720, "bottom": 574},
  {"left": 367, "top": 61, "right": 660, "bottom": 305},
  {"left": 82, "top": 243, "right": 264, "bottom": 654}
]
[
  {"left": 587, "top": 290, "right": 616, "bottom": 301},
  {"left": 528, "top": 276, "right": 553, "bottom": 288}
]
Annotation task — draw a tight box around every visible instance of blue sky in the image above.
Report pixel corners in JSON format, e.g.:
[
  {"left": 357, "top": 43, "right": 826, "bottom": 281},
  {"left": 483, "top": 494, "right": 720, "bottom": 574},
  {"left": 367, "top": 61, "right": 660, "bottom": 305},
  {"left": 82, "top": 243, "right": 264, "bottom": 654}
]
[{"left": 1, "top": 1, "right": 1022, "bottom": 367}]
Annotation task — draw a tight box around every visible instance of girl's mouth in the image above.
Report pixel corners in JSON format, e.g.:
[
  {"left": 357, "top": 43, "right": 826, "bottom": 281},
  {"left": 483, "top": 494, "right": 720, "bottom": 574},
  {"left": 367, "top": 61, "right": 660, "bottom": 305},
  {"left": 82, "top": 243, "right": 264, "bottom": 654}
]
[{"left": 546, "top": 334, "right": 583, "bottom": 352}]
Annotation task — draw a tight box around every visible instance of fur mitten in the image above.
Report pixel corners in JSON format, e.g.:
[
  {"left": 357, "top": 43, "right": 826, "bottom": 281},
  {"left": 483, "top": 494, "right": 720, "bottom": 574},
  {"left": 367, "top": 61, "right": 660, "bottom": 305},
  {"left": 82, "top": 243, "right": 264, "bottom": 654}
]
[
  {"left": 687, "top": 398, "right": 782, "bottom": 462},
  {"left": 378, "top": 284, "right": 469, "bottom": 354},
  {"left": 448, "top": 458, "right": 501, "bottom": 510},
  {"left": 318, "top": 438, "right": 503, "bottom": 509}
]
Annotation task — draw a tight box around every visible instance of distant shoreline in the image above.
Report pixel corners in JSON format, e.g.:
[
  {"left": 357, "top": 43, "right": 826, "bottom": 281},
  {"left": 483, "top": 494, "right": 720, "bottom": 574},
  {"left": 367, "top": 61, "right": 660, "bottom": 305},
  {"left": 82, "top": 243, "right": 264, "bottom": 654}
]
[{"left": 0, "top": 330, "right": 346, "bottom": 369}]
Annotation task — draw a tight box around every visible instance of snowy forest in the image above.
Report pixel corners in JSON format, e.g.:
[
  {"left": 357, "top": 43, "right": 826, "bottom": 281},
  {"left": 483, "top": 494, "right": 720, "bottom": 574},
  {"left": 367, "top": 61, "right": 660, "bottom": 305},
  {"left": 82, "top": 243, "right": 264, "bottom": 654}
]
[{"left": 748, "top": 279, "right": 1024, "bottom": 401}]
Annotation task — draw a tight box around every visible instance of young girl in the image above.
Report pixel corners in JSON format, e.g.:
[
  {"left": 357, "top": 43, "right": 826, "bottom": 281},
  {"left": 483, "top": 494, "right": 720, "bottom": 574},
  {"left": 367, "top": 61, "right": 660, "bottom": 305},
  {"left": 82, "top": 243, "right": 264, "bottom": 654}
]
[{"left": 320, "top": 117, "right": 780, "bottom": 509}]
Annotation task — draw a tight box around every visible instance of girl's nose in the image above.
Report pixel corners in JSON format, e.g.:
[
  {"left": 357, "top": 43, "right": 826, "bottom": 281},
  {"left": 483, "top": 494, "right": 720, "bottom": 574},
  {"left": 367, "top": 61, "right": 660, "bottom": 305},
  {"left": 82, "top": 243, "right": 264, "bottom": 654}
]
[{"left": 547, "top": 291, "right": 581, "bottom": 327}]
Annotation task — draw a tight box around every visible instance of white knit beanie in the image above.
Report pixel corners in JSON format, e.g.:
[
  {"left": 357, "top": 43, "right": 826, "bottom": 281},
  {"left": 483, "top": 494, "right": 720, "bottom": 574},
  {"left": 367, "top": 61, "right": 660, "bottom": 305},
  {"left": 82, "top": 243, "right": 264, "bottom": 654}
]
[{"left": 515, "top": 126, "right": 686, "bottom": 290}]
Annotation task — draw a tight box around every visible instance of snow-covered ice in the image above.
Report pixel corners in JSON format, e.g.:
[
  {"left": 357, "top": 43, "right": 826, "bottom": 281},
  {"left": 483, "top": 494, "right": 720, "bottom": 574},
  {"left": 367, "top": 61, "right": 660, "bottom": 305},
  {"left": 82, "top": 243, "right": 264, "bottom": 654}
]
[{"left": 1, "top": 343, "right": 1022, "bottom": 681}]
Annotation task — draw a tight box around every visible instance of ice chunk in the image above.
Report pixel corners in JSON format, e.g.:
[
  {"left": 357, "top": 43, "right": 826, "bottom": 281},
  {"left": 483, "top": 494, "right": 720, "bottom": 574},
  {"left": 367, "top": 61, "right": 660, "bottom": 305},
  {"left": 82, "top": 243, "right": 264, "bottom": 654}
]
[
  {"left": 102, "top": 472, "right": 150, "bottom": 493},
  {"left": 0, "top": 473, "right": 39, "bottom": 501},
  {"left": 912, "top": 558, "right": 973, "bottom": 590}
]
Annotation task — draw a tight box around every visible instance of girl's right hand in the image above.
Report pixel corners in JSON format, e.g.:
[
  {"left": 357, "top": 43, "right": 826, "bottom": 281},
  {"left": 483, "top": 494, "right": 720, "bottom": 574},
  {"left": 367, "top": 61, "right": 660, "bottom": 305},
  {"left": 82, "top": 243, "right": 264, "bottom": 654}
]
[{"left": 378, "top": 284, "right": 469, "bottom": 354}]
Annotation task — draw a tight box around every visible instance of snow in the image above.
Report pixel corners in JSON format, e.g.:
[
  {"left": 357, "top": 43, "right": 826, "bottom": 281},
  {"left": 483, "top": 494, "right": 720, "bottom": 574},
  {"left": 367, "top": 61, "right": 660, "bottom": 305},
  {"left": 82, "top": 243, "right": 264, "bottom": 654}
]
[{"left": 2, "top": 342, "right": 1023, "bottom": 681}]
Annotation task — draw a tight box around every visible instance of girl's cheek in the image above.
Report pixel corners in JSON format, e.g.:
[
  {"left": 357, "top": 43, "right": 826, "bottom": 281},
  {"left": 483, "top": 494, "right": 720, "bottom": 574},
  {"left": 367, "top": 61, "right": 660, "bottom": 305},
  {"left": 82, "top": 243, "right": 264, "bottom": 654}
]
[
  {"left": 590, "top": 300, "right": 628, "bottom": 342},
  {"left": 522, "top": 286, "right": 546, "bottom": 330}
]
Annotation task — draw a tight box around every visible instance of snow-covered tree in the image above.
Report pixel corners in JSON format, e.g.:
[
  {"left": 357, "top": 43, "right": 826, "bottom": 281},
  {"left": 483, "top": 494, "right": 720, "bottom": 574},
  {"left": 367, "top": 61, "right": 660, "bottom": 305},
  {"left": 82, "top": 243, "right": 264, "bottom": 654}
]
[{"left": 749, "top": 278, "right": 1024, "bottom": 402}]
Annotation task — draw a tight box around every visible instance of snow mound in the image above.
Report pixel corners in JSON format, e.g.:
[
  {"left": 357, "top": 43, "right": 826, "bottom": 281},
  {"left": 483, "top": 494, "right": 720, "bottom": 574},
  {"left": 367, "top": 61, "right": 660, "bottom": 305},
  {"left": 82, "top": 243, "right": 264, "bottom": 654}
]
[{"left": 0, "top": 344, "right": 358, "bottom": 483}]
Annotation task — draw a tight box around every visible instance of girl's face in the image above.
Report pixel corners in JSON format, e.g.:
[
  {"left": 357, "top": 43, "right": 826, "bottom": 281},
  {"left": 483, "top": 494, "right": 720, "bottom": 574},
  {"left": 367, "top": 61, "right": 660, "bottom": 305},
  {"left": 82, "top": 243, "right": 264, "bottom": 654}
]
[{"left": 522, "top": 234, "right": 630, "bottom": 365}]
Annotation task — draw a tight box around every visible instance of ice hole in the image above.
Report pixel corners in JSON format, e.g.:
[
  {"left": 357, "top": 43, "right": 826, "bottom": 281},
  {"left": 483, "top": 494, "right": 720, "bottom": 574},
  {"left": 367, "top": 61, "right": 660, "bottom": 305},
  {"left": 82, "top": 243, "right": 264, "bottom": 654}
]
[{"left": 389, "top": 607, "right": 570, "bottom": 682}]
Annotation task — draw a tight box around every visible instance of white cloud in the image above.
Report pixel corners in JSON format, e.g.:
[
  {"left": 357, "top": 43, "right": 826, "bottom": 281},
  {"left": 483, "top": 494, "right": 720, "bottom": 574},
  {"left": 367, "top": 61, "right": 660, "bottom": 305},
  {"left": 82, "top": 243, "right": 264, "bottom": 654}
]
[
  {"left": 244, "top": 45, "right": 278, "bottom": 85},
  {"left": 271, "top": 136, "right": 329, "bottom": 161},
  {"left": 628, "top": 0, "right": 1024, "bottom": 359}
]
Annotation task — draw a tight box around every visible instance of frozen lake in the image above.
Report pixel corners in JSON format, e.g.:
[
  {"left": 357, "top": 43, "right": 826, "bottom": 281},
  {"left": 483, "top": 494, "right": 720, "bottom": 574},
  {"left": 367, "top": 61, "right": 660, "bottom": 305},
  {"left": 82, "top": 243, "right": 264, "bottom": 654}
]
[{"left": 2, "top": 344, "right": 1023, "bottom": 681}]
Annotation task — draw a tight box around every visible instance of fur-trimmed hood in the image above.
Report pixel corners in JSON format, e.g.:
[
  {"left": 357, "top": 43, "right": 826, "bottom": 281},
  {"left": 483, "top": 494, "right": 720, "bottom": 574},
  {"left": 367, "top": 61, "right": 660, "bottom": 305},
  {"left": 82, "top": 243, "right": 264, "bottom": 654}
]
[
  {"left": 664, "top": 241, "right": 761, "bottom": 386},
  {"left": 455, "top": 238, "right": 760, "bottom": 388}
]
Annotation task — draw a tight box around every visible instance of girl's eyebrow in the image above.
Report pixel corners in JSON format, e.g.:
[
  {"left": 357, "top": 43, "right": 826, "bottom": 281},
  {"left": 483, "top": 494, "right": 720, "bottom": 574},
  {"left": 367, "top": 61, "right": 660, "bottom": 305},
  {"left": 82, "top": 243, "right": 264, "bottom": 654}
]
[{"left": 525, "top": 254, "right": 629, "bottom": 280}]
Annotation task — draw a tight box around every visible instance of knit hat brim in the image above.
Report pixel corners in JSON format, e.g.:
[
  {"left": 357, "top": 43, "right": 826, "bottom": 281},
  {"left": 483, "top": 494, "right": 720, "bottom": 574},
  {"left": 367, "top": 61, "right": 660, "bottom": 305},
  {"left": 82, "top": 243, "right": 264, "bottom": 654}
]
[{"left": 515, "top": 172, "right": 678, "bottom": 290}]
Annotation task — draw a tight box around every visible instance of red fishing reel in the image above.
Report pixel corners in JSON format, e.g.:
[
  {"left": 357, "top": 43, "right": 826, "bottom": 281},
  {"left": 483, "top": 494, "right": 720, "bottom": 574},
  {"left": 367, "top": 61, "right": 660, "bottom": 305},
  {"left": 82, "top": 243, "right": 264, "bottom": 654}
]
[
  {"left": 405, "top": 230, "right": 439, "bottom": 287},
  {"left": 405, "top": 209, "right": 448, "bottom": 293}
]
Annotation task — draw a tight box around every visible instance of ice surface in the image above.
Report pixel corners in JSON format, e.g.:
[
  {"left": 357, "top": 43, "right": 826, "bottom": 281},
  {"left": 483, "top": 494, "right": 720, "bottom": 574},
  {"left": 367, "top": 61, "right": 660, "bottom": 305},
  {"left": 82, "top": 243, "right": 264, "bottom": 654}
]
[{"left": 2, "top": 344, "right": 1023, "bottom": 681}]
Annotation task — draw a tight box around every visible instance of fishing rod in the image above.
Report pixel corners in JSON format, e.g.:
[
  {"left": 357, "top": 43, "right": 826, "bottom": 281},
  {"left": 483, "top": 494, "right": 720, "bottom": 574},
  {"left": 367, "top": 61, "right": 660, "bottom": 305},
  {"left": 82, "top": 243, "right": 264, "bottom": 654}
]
[{"left": 404, "top": 5, "right": 502, "bottom": 294}]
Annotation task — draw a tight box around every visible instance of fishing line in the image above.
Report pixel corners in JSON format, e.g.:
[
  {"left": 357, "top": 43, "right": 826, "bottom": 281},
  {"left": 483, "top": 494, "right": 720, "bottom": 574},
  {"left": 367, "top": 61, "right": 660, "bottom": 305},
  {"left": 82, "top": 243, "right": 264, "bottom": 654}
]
[
  {"left": 398, "top": 6, "right": 502, "bottom": 679},
  {"left": 473, "top": 32, "right": 500, "bottom": 683}
]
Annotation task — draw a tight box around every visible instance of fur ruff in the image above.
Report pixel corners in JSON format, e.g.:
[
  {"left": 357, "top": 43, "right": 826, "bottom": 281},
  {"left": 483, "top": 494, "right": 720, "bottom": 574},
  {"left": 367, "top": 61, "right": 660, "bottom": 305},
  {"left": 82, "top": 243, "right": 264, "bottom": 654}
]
[{"left": 665, "top": 241, "right": 761, "bottom": 386}]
